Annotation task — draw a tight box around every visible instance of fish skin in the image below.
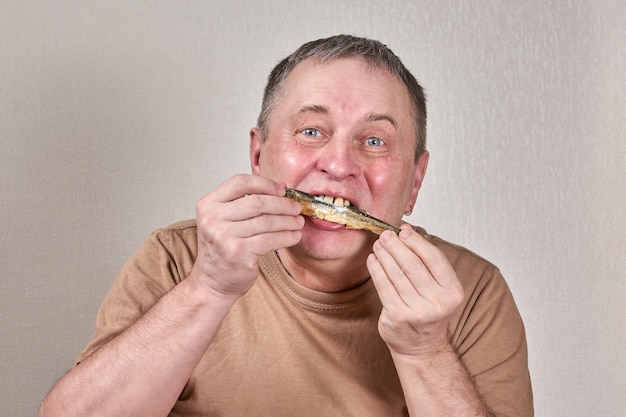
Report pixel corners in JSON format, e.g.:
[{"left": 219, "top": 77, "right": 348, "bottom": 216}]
[{"left": 284, "top": 188, "right": 400, "bottom": 235}]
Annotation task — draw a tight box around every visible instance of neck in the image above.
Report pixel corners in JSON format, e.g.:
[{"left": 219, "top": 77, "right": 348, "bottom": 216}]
[{"left": 276, "top": 248, "right": 371, "bottom": 293}]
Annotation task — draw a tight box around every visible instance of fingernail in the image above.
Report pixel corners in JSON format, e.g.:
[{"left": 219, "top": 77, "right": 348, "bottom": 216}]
[{"left": 399, "top": 228, "right": 412, "bottom": 239}]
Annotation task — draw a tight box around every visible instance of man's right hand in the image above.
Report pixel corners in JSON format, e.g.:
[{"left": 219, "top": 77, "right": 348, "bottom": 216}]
[
  {"left": 38, "top": 174, "right": 305, "bottom": 417},
  {"left": 190, "top": 174, "right": 304, "bottom": 297}
]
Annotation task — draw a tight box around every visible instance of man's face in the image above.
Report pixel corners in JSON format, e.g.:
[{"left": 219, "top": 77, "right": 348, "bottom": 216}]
[{"left": 251, "top": 57, "right": 428, "bottom": 261}]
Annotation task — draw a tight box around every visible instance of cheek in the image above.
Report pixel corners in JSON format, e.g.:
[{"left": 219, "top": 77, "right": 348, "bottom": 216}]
[
  {"left": 365, "top": 160, "right": 416, "bottom": 210},
  {"left": 259, "top": 141, "right": 312, "bottom": 179},
  {"left": 364, "top": 163, "right": 397, "bottom": 192},
  {"left": 280, "top": 148, "right": 305, "bottom": 171}
]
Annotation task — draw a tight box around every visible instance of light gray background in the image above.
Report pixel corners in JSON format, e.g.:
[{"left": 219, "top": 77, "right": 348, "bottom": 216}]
[{"left": 1, "top": 1, "right": 624, "bottom": 416}]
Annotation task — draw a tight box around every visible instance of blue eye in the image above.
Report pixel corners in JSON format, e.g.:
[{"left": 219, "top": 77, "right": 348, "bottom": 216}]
[
  {"left": 366, "top": 137, "right": 384, "bottom": 147},
  {"left": 302, "top": 128, "right": 321, "bottom": 137}
]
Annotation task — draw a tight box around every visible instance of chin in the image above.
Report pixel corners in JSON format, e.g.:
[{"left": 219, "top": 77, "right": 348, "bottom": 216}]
[{"left": 295, "top": 226, "right": 376, "bottom": 261}]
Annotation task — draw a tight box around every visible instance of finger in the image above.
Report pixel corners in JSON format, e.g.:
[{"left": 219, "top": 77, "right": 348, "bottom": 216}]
[
  {"left": 370, "top": 233, "right": 430, "bottom": 305},
  {"left": 379, "top": 228, "right": 464, "bottom": 317},
  {"left": 375, "top": 229, "right": 462, "bottom": 311},
  {"left": 198, "top": 184, "right": 301, "bottom": 224},
  {"left": 396, "top": 225, "right": 458, "bottom": 288},
  {"left": 230, "top": 212, "right": 305, "bottom": 238},
  {"left": 235, "top": 229, "right": 304, "bottom": 257},
  {"left": 208, "top": 174, "right": 286, "bottom": 203},
  {"left": 366, "top": 252, "right": 406, "bottom": 310},
  {"left": 240, "top": 193, "right": 302, "bottom": 220}
]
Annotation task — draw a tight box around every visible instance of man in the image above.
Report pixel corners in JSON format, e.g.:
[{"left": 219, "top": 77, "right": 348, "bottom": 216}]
[{"left": 39, "top": 35, "right": 533, "bottom": 416}]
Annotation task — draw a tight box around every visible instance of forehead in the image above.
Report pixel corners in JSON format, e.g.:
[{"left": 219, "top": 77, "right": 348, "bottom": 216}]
[{"left": 278, "top": 57, "right": 414, "bottom": 122}]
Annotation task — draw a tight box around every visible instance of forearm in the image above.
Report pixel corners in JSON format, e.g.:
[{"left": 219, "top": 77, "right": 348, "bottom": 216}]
[
  {"left": 39, "top": 275, "right": 238, "bottom": 417},
  {"left": 392, "top": 342, "right": 493, "bottom": 417}
]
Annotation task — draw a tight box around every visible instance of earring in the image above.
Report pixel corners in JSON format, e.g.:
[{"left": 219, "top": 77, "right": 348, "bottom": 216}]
[{"left": 404, "top": 205, "right": 413, "bottom": 216}]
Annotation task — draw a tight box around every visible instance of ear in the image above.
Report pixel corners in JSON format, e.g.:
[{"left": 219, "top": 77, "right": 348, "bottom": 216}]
[
  {"left": 249, "top": 127, "right": 263, "bottom": 175},
  {"left": 405, "top": 151, "right": 429, "bottom": 214}
]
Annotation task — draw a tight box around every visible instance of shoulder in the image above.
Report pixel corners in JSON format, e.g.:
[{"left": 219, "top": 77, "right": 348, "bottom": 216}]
[
  {"left": 413, "top": 226, "right": 513, "bottom": 305},
  {"left": 414, "top": 226, "right": 499, "bottom": 276},
  {"left": 121, "top": 219, "right": 199, "bottom": 285},
  {"left": 147, "top": 219, "right": 198, "bottom": 252},
  {"left": 152, "top": 219, "right": 198, "bottom": 239}
]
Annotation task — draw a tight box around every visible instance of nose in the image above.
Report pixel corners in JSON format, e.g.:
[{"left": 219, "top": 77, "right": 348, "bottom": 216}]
[{"left": 315, "top": 136, "right": 362, "bottom": 181}]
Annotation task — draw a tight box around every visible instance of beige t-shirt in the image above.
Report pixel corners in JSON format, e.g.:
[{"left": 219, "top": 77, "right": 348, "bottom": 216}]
[{"left": 77, "top": 220, "right": 533, "bottom": 416}]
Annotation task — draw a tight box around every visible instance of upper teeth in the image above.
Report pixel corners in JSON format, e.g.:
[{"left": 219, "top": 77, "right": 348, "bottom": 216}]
[{"left": 315, "top": 195, "right": 351, "bottom": 207}]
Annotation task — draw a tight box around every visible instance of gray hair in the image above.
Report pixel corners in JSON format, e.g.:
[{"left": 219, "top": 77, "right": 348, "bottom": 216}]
[{"left": 256, "top": 34, "right": 427, "bottom": 159}]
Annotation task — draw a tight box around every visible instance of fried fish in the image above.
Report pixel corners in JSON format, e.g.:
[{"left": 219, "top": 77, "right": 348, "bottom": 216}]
[{"left": 285, "top": 188, "right": 400, "bottom": 235}]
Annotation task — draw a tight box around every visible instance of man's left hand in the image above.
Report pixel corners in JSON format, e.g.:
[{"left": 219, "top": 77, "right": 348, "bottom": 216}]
[{"left": 367, "top": 224, "right": 465, "bottom": 357}]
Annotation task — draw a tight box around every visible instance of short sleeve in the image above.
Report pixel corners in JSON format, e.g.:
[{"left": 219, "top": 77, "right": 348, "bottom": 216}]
[
  {"left": 451, "top": 263, "right": 533, "bottom": 417},
  {"left": 75, "top": 221, "right": 198, "bottom": 365}
]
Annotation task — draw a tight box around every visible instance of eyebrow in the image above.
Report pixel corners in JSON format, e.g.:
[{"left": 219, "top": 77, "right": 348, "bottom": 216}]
[
  {"left": 362, "top": 112, "right": 398, "bottom": 129},
  {"left": 296, "top": 104, "right": 329, "bottom": 115},
  {"left": 296, "top": 105, "right": 397, "bottom": 129}
]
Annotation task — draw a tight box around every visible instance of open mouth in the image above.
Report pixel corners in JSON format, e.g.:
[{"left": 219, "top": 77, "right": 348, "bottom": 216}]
[
  {"left": 312, "top": 194, "right": 352, "bottom": 208},
  {"left": 284, "top": 188, "right": 400, "bottom": 235}
]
